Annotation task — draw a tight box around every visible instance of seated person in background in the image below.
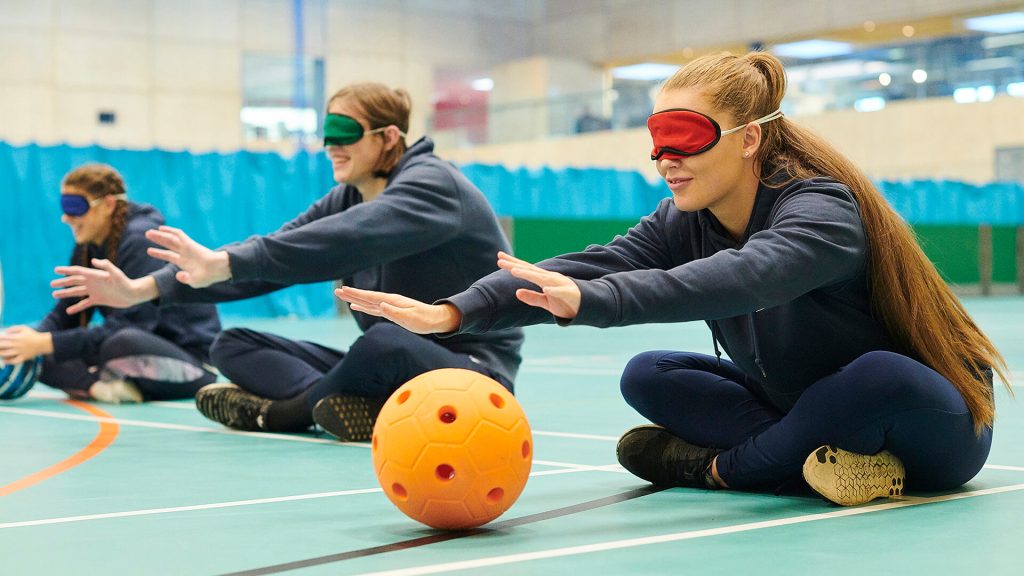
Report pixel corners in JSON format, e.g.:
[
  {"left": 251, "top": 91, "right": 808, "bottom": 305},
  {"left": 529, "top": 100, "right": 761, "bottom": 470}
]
[
  {"left": 335, "top": 52, "right": 1007, "bottom": 507},
  {"left": 1, "top": 163, "right": 220, "bottom": 403},
  {"left": 52, "top": 84, "right": 523, "bottom": 440}
]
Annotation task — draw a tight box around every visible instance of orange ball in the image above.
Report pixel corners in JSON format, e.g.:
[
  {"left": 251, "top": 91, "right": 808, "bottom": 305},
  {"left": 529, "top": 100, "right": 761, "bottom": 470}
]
[{"left": 372, "top": 368, "right": 532, "bottom": 530}]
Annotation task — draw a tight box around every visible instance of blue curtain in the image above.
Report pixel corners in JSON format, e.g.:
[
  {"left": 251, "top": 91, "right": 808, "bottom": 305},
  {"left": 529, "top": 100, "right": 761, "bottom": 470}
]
[
  {"left": 3, "top": 141, "right": 1023, "bottom": 325},
  {"left": 0, "top": 142, "right": 337, "bottom": 325}
]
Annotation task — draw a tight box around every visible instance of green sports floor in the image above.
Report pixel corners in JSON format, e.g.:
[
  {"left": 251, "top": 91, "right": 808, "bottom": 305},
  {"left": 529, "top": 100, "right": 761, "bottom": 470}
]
[{"left": 2, "top": 297, "right": 1022, "bottom": 575}]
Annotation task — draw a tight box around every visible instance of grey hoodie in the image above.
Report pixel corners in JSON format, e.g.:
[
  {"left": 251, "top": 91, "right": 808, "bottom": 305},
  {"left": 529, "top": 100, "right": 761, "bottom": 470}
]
[
  {"left": 444, "top": 177, "right": 893, "bottom": 411},
  {"left": 151, "top": 137, "right": 524, "bottom": 384},
  {"left": 39, "top": 202, "right": 221, "bottom": 364}
]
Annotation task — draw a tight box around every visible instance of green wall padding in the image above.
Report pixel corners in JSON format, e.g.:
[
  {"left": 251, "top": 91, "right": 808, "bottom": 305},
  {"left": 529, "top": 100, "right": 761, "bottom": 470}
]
[
  {"left": 513, "top": 219, "right": 1019, "bottom": 285},
  {"left": 914, "top": 226, "right": 981, "bottom": 283},
  {"left": 512, "top": 219, "right": 637, "bottom": 262},
  {"left": 992, "top": 227, "right": 1017, "bottom": 283}
]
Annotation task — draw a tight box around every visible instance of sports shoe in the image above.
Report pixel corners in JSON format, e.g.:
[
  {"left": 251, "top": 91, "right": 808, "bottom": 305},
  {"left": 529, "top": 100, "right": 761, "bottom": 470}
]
[
  {"left": 89, "top": 379, "right": 144, "bottom": 404},
  {"left": 802, "top": 445, "right": 906, "bottom": 506},
  {"left": 195, "top": 383, "right": 271, "bottom": 431},
  {"left": 312, "top": 394, "right": 386, "bottom": 442},
  {"left": 615, "top": 425, "right": 722, "bottom": 489}
]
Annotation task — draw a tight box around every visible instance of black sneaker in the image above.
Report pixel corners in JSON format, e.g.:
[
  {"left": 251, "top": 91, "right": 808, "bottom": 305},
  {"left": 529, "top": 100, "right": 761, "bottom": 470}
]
[
  {"left": 195, "top": 383, "right": 271, "bottom": 431},
  {"left": 802, "top": 445, "right": 906, "bottom": 506},
  {"left": 616, "top": 425, "right": 722, "bottom": 488},
  {"left": 311, "top": 394, "right": 386, "bottom": 442}
]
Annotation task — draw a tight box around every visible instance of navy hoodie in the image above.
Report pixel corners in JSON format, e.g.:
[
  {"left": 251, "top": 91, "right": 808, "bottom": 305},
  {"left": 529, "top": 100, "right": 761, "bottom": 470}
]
[
  {"left": 150, "top": 137, "right": 524, "bottom": 384},
  {"left": 444, "top": 177, "right": 894, "bottom": 412},
  {"left": 38, "top": 202, "right": 221, "bottom": 364}
]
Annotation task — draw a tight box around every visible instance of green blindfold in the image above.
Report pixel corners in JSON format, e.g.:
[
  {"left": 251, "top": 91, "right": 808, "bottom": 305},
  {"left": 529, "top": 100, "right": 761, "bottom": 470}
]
[{"left": 323, "top": 113, "right": 388, "bottom": 146}]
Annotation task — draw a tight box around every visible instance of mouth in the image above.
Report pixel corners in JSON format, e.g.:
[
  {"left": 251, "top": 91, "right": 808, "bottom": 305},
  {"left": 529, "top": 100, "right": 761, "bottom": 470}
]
[{"left": 665, "top": 176, "right": 693, "bottom": 191}]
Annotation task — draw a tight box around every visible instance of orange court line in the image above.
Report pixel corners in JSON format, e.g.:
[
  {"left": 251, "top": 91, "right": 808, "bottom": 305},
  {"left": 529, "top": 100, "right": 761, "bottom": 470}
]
[{"left": 0, "top": 400, "right": 119, "bottom": 497}]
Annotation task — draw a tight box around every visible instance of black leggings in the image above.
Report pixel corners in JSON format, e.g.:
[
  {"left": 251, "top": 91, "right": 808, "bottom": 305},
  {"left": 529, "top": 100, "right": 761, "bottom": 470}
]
[
  {"left": 620, "top": 350, "right": 992, "bottom": 491},
  {"left": 209, "top": 322, "right": 510, "bottom": 430},
  {"left": 39, "top": 327, "right": 216, "bottom": 401}
]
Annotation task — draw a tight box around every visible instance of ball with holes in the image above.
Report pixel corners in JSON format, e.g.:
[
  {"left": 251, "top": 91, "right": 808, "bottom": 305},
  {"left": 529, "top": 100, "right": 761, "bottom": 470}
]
[{"left": 371, "top": 368, "right": 532, "bottom": 530}]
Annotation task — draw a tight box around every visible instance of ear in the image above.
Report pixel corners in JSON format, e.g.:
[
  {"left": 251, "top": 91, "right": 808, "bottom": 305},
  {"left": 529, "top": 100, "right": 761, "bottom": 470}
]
[
  {"left": 100, "top": 195, "right": 119, "bottom": 216},
  {"left": 382, "top": 125, "right": 404, "bottom": 150},
  {"left": 741, "top": 122, "right": 762, "bottom": 159}
]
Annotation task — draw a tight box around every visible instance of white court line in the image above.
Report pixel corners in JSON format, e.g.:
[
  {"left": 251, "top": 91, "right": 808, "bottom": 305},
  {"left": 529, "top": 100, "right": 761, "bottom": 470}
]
[
  {"left": 985, "top": 464, "right": 1024, "bottom": 472},
  {"left": 6, "top": 405, "right": 1024, "bottom": 473},
  {"left": 520, "top": 367, "right": 621, "bottom": 376},
  {"left": 3, "top": 404, "right": 623, "bottom": 447},
  {"left": 0, "top": 406, "right": 367, "bottom": 447},
  {"left": 0, "top": 488, "right": 382, "bottom": 529},
  {"left": 148, "top": 400, "right": 198, "bottom": 410},
  {"left": 533, "top": 430, "right": 619, "bottom": 442},
  {"left": 0, "top": 463, "right": 610, "bottom": 530},
  {"left": 352, "top": 482, "right": 1024, "bottom": 576}
]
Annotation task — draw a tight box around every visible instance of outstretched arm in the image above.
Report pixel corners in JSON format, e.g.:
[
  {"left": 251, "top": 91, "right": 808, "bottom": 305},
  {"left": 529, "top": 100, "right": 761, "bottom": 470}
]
[
  {"left": 336, "top": 250, "right": 582, "bottom": 334},
  {"left": 495, "top": 251, "right": 581, "bottom": 320},
  {"left": 51, "top": 259, "right": 159, "bottom": 314},
  {"left": 336, "top": 287, "right": 462, "bottom": 334},
  {"left": 144, "top": 226, "right": 232, "bottom": 288}
]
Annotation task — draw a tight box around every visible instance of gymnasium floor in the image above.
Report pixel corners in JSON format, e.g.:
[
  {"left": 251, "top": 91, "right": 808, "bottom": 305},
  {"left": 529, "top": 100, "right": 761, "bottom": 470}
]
[{"left": 2, "top": 297, "right": 1022, "bottom": 575}]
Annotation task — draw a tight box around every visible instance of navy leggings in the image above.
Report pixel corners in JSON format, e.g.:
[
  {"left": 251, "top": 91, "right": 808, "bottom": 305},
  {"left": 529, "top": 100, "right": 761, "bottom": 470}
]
[
  {"left": 620, "top": 350, "right": 992, "bottom": 491},
  {"left": 40, "top": 327, "right": 216, "bottom": 400},
  {"left": 209, "top": 323, "right": 511, "bottom": 427}
]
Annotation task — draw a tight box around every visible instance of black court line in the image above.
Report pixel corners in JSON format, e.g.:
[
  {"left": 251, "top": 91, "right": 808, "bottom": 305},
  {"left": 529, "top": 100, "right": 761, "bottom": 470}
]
[{"left": 222, "top": 485, "right": 667, "bottom": 576}]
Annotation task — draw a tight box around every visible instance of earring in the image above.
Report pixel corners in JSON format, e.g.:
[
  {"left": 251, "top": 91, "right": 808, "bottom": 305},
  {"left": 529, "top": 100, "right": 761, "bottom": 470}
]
[{"left": 742, "top": 152, "right": 750, "bottom": 158}]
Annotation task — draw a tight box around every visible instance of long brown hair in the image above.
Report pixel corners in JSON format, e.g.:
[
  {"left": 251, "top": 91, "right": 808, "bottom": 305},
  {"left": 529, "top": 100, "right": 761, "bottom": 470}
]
[
  {"left": 63, "top": 163, "right": 130, "bottom": 326},
  {"left": 663, "top": 51, "right": 1009, "bottom": 433},
  {"left": 327, "top": 83, "right": 411, "bottom": 178}
]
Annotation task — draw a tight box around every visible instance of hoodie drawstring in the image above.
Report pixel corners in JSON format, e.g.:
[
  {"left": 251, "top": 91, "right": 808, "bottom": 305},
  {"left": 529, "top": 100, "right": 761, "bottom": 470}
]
[
  {"left": 749, "top": 313, "right": 767, "bottom": 379},
  {"left": 710, "top": 321, "right": 723, "bottom": 368}
]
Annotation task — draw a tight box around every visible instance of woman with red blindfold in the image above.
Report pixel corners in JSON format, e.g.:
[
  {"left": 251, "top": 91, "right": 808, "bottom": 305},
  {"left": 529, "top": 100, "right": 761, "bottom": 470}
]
[
  {"left": 335, "top": 51, "right": 1008, "bottom": 507},
  {"left": 0, "top": 164, "right": 220, "bottom": 403}
]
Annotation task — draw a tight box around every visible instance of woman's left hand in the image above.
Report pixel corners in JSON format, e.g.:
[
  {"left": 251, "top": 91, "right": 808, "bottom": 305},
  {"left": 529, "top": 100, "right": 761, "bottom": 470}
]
[
  {"left": 496, "top": 251, "right": 581, "bottom": 320},
  {"left": 0, "top": 326, "right": 52, "bottom": 364},
  {"left": 145, "top": 226, "right": 231, "bottom": 288}
]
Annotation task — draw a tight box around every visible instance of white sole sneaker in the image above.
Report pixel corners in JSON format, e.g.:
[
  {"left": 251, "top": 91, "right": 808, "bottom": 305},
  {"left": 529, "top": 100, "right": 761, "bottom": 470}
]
[
  {"left": 803, "top": 445, "right": 906, "bottom": 506},
  {"left": 89, "top": 379, "right": 144, "bottom": 404}
]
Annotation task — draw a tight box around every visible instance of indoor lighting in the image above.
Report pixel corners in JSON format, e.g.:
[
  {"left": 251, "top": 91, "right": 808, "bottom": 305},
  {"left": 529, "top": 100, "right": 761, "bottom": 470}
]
[
  {"left": 772, "top": 39, "right": 854, "bottom": 59},
  {"left": 470, "top": 78, "right": 494, "bottom": 91},
  {"left": 854, "top": 97, "right": 886, "bottom": 112},
  {"left": 912, "top": 69, "right": 928, "bottom": 83},
  {"left": 610, "top": 63, "right": 679, "bottom": 81},
  {"left": 964, "top": 12, "right": 1024, "bottom": 34},
  {"left": 878, "top": 73, "right": 892, "bottom": 86},
  {"left": 953, "top": 87, "right": 978, "bottom": 103}
]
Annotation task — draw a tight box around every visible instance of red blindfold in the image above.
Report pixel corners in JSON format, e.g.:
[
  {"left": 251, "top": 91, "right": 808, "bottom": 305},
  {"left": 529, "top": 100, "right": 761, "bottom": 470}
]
[{"left": 648, "top": 108, "right": 783, "bottom": 160}]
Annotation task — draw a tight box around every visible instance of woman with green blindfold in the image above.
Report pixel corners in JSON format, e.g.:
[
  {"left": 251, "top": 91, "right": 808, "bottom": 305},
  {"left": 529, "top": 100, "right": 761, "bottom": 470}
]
[{"left": 52, "top": 82, "right": 523, "bottom": 440}]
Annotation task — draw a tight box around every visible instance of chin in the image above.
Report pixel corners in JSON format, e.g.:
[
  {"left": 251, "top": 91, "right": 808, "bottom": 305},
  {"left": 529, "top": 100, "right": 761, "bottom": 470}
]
[{"left": 671, "top": 196, "right": 699, "bottom": 213}]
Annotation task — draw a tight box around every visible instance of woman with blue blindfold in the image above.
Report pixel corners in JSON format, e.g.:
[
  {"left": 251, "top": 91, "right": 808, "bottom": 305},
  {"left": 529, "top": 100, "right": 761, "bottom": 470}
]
[
  {"left": 1, "top": 164, "right": 220, "bottom": 403},
  {"left": 52, "top": 84, "right": 521, "bottom": 439},
  {"left": 335, "top": 52, "right": 1008, "bottom": 508}
]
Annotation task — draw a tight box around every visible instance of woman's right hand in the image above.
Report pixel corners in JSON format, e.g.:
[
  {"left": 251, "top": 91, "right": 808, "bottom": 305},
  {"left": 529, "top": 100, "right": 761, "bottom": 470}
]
[
  {"left": 51, "top": 259, "right": 154, "bottom": 314},
  {"left": 335, "top": 287, "right": 462, "bottom": 334}
]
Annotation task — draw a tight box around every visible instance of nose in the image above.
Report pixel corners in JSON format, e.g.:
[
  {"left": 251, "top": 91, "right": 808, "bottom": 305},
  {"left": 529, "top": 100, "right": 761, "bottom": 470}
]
[{"left": 657, "top": 156, "right": 683, "bottom": 171}]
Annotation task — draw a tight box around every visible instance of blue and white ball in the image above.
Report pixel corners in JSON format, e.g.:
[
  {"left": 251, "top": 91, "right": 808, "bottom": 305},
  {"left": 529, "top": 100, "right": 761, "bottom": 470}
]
[{"left": 0, "top": 356, "right": 42, "bottom": 400}]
